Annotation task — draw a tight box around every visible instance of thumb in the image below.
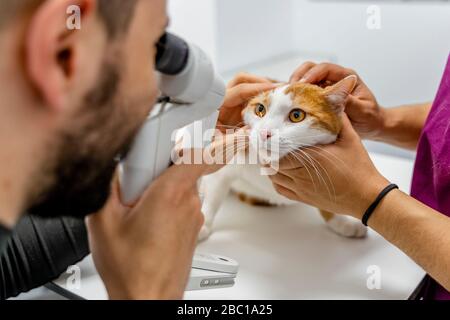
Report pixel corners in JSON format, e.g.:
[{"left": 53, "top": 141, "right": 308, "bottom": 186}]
[
  {"left": 338, "top": 113, "right": 359, "bottom": 142},
  {"left": 343, "top": 95, "right": 362, "bottom": 120},
  {"left": 86, "top": 173, "right": 126, "bottom": 233}
]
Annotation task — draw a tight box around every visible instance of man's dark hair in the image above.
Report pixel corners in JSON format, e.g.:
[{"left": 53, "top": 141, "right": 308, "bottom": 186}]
[{"left": 0, "top": 0, "right": 138, "bottom": 38}]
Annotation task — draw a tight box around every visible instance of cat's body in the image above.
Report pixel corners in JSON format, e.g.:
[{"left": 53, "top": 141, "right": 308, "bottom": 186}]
[{"left": 199, "top": 76, "right": 367, "bottom": 241}]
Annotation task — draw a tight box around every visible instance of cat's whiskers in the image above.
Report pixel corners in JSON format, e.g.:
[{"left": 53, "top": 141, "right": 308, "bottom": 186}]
[
  {"left": 284, "top": 139, "right": 335, "bottom": 202},
  {"left": 221, "top": 140, "right": 248, "bottom": 164},
  {"left": 289, "top": 133, "right": 332, "bottom": 139},
  {"left": 294, "top": 148, "right": 336, "bottom": 203},
  {"left": 296, "top": 144, "right": 352, "bottom": 188},
  {"left": 209, "top": 131, "right": 249, "bottom": 164},
  {"left": 289, "top": 139, "right": 349, "bottom": 174},
  {"left": 302, "top": 144, "right": 349, "bottom": 169},
  {"left": 294, "top": 141, "right": 354, "bottom": 203},
  {"left": 293, "top": 148, "right": 334, "bottom": 202},
  {"left": 286, "top": 149, "right": 317, "bottom": 192}
]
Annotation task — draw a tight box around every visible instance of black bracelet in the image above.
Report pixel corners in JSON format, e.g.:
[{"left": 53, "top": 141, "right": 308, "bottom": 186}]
[{"left": 362, "top": 183, "right": 399, "bottom": 226}]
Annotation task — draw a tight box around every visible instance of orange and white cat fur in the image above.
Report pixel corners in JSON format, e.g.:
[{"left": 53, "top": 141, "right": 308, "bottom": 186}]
[{"left": 199, "top": 75, "right": 367, "bottom": 241}]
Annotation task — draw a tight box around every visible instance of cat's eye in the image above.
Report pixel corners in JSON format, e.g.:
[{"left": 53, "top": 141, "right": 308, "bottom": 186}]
[
  {"left": 255, "top": 103, "right": 266, "bottom": 117},
  {"left": 289, "top": 109, "right": 306, "bottom": 123}
]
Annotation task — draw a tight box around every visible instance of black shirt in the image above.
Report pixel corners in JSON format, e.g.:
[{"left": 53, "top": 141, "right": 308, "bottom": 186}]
[
  {"left": 0, "top": 216, "right": 89, "bottom": 299},
  {"left": 0, "top": 224, "right": 11, "bottom": 256}
]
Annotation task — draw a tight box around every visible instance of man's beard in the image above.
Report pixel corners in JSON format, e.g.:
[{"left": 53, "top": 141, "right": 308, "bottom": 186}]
[{"left": 28, "top": 64, "right": 143, "bottom": 219}]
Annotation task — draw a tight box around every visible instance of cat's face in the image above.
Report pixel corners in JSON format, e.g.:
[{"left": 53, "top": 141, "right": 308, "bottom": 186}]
[{"left": 243, "top": 76, "right": 357, "bottom": 162}]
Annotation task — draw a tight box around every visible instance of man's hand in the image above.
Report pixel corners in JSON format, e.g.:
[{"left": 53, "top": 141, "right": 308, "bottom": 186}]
[
  {"left": 270, "top": 115, "right": 389, "bottom": 219},
  {"left": 86, "top": 131, "right": 247, "bottom": 300},
  {"left": 217, "top": 73, "right": 278, "bottom": 133},
  {"left": 290, "top": 62, "right": 386, "bottom": 139},
  {"left": 87, "top": 164, "right": 204, "bottom": 300}
]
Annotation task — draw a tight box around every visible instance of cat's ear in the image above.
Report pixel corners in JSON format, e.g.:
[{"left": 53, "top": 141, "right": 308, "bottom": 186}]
[{"left": 323, "top": 75, "right": 357, "bottom": 114}]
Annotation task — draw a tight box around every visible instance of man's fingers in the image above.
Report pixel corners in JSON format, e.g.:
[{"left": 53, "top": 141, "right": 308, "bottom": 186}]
[
  {"left": 203, "top": 127, "right": 250, "bottom": 175},
  {"left": 289, "top": 61, "right": 316, "bottom": 83},
  {"left": 172, "top": 128, "right": 250, "bottom": 181},
  {"left": 222, "top": 83, "right": 278, "bottom": 108},
  {"left": 227, "top": 72, "right": 273, "bottom": 88}
]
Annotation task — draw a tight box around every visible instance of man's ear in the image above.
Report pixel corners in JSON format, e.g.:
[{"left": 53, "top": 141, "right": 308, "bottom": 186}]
[
  {"left": 323, "top": 75, "right": 357, "bottom": 114},
  {"left": 25, "top": 0, "right": 96, "bottom": 111}
]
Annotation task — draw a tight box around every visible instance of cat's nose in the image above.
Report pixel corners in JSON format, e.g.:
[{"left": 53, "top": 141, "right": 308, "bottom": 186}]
[{"left": 259, "top": 129, "right": 273, "bottom": 141}]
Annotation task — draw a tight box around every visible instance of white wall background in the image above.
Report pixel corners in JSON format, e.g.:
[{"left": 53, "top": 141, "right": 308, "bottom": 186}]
[
  {"left": 168, "top": 0, "right": 450, "bottom": 105},
  {"left": 291, "top": 0, "right": 450, "bottom": 158},
  {"left": 167, "top": 0, "right": 295, "bottom": 73},
  {"left": 215, "top": 0, "right": 294, "bottom": 73},
  {"left": 167, "top": 0, "right": 219, "bottom": 64},
  {"left": 292, "top": 0, "right": 450, "bottom": 107},
  {"left": 167, "top": 0, "right": 450, "bottom": 157}
]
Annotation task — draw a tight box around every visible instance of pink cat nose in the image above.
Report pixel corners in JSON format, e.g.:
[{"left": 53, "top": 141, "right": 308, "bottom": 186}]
[{"left": 259, "top": 129, "right": 273, "bottom": 141}]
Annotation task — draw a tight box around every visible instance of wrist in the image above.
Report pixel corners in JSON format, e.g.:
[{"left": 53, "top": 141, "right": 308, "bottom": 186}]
[
  {"left": 351, "top": 174, "right": 390, "bottom": 220},
  {"left": 372, "top": 107, "right": 392, "bottom": 142},
  {"left": 366, "top": 188, "right": 404, "bottom": 229},
  {"left": 103, "top": 273, "right": 185, "bottom": 300},
  {"left": 108, "top": 285, "right": 183, "bottom": 300},
  {"left": 372, "top": 106, "right": 408, "bottom": 147}
]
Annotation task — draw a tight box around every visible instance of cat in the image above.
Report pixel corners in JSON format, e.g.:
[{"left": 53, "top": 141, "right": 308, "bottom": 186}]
[{"left": 198, "top": 75, "right": 367, "bottom": 241}]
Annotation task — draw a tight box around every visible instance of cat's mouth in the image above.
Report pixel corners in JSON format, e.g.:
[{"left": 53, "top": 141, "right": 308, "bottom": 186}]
[
  {"left": 249, "top": 138, "right": 289, "bottom": 164},
  {"left": 247, "top": 127, "right": 298, "bottom": 164}
]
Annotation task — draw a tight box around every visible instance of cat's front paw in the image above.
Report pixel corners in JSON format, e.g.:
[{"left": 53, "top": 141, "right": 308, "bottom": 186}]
[
  {"left": 198, "top": 225, "right": 213, "bottom": 242},
  {"left": 326, "top": 215, "right": 368, "bottom": 238}
]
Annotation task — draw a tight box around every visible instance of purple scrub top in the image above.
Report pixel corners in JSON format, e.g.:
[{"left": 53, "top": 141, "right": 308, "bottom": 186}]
[{"left": 410, "top": 53, "right": 450, "bottom": 300}]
